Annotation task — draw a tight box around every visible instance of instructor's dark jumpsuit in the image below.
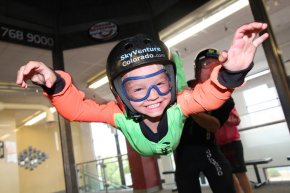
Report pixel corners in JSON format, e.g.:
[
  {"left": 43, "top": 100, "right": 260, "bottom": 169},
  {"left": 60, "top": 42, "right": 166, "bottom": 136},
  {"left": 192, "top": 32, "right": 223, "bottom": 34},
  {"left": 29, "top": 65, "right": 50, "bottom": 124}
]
[{"left": 175, "top": 97, "right": 236, "bottom": 193}]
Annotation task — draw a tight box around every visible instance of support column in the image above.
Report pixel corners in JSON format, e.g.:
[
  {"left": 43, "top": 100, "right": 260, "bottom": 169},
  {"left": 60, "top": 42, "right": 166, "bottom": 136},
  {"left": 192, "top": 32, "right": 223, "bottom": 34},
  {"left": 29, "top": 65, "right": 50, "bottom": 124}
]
[
  {"left": 127, "top": 142, "right": 161, "bottom": 193},
  {"left": 249, "top": 0, "right": 290, "bottom": 130},
  {"left": 52, "top": 33, "right": 79, "bottom": 193}
]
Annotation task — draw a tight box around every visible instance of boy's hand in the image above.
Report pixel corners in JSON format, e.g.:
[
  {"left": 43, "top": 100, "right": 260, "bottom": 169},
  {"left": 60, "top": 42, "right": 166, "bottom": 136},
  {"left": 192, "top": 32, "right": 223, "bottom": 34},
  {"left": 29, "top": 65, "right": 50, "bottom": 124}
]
[
  {"left": 221, "top": 22, "right": 269, "bottom": 71},
  {"left": 16, "top": 61, "right": 57, "bottom": 88}
]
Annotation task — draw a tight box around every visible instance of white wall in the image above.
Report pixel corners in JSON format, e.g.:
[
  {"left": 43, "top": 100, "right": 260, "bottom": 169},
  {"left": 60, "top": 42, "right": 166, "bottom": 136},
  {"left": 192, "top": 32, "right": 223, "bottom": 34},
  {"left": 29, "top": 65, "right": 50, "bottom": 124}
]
[
  {"left": 232, "top": 70, "right": 290, "bottom": 182},
  {"left": 240, "top": 122, "right": 290, "bottom": 182}
]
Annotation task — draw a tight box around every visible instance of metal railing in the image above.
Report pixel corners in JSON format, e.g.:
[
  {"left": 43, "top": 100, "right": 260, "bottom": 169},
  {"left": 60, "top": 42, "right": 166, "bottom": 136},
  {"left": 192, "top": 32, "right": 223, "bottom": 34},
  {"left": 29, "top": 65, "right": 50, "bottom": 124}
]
[{"left": 76, "top": 154, "right": 133, "bottom": 193}]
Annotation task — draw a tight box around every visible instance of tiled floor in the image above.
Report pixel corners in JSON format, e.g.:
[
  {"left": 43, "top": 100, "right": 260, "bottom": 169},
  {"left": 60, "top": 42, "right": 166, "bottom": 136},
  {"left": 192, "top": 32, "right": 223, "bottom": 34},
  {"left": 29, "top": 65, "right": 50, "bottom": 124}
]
[{"left": 157, "top": 181, "right": 290, "bottom": 193}]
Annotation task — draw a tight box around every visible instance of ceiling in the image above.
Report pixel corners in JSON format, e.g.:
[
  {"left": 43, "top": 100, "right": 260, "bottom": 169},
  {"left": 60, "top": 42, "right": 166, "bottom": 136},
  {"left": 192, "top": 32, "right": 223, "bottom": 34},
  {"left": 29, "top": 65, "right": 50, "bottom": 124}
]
[
  {"left": 0, "top": 0, "right": 290, "bottom": 127},
  {"left": 0, "top": 0, "right": 209, "bottom": 126}
]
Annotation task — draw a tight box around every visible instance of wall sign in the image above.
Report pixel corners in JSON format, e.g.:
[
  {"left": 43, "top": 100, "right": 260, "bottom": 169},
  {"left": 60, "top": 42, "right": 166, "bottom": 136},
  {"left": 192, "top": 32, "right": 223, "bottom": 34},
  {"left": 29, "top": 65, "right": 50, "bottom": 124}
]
[
  {"left": 0, "top": 23, "right": 54, "bottom": 49},
  {"left": 89, "top": 21, "right": 118, "bottom": 41}
]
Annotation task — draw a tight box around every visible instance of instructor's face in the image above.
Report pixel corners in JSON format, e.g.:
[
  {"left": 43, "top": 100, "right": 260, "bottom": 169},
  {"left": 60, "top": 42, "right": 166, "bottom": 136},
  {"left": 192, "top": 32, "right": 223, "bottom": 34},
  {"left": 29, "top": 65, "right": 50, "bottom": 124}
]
[{"left": 199, "top": 58, "right": 220, "bottom": 83}]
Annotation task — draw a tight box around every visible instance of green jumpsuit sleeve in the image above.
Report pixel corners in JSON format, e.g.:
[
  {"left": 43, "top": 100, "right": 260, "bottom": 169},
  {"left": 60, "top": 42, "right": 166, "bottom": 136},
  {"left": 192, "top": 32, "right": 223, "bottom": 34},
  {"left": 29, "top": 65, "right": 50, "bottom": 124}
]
[{"left": 172, "top": 52, "right": 187, "bottom": 92}]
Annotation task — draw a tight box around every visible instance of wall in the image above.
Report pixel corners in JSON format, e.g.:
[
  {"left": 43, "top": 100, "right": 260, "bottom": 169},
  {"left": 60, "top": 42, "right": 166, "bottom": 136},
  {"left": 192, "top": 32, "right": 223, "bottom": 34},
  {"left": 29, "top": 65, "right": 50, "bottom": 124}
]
[
  {"left": 0, "top": 112, "right": 19, "bottom": 193},
  {"left": 232, "top": 73, "right": 285, "bottom": 128},
  {"left": 232, "top": 72, "right": 290, "bottom": 182},
  {"left": 17, "top": 121, "right": 65, "bottom": 193},
  {"left": 240, "top": 122, "right": 290, "bottom": 182},
  {"left": 71, "top": 122, "right": 95, "bottom": 164}
]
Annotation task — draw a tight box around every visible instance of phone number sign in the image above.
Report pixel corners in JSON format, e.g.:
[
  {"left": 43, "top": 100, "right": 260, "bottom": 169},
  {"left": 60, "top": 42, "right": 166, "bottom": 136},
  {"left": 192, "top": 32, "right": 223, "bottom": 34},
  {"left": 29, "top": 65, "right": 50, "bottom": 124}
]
[{"left": 0, "top": 23, "right": 54, "bottom": 49}]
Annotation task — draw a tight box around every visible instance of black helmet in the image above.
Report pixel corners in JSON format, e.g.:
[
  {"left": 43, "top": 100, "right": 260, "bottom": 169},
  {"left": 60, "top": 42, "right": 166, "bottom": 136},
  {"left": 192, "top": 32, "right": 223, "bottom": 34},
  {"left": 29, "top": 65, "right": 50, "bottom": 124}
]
[
  {"left": 194, "top": 48, "right": 220, "bottom": 79},
  {"left": 106, "top": 34, "right": 176, "bottom": 121}
]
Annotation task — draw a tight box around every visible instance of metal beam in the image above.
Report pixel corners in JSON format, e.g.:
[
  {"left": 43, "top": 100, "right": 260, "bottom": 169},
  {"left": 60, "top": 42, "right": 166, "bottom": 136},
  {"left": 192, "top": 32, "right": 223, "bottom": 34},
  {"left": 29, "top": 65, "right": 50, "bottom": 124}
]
[{"left": 249, "top": 0, "right": 290, "bottom": 131}]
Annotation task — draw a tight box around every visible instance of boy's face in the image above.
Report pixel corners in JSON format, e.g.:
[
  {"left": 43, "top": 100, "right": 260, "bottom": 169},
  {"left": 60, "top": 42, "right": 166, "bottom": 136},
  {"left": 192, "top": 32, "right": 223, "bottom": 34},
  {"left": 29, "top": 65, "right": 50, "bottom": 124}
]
[
  {"left": 122, "top": 64, "right": 172, "bottom": 118},
  {"left": 198, "top": 58, "right": 220, "bottom": 83}
]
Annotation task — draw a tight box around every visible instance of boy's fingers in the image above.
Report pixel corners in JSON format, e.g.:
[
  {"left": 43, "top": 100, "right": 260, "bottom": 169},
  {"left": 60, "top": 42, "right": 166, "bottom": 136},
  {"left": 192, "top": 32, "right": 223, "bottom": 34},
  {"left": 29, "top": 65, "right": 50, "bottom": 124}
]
[
  {"left": 44, "top": 70, "right": 57, "bottom": 88},
  {"left": 253, "top": 33, "right": 269, "bottom": 47},
  {"left": 22, "top": 61, "right": 39, "bottom": 75},
  {"left": 219, "top": 51, "right": 228, "bottom": 63},
  {"left": 16, "top": 65, "right": 27, "bottom": 85},
  {"left": 23, "top": 82, "right": 28, "bottom": 88},
  {"left": 46, "top": 80, "right": 53, "bottom": 88},
  {"left": 16, "top": 62, "right": 40, "bottom": 87},
  {"left": 235, "top": 22, "right": 267, "bottom": 39}
]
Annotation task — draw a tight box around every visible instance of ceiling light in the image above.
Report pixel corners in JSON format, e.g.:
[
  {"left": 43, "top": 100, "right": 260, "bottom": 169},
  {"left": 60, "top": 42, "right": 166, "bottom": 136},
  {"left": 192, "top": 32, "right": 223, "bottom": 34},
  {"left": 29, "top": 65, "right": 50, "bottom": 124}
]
[
  {"left": 24, "top": 112, "right": 47, "bottom": 126},
  {"left": 88, "top": 75, "right": 109, "bottom": 89},
  {"left": 24, "top": 107, "right": 56, "bottom": 126},
  {"left": 245, "top": 69, "right": 271, "bottom": 81},
  {"left": 0, "top": 102, "right": 56, "bottom": 126},
  {"left": 164, "top": 0, "right": 249, "bottom": 48},
  {"left": 0, "top": 134, "right": 10, "bottom": 140},
  {"left": 87, "top": 69, "right": 109, "bottom": 89}
]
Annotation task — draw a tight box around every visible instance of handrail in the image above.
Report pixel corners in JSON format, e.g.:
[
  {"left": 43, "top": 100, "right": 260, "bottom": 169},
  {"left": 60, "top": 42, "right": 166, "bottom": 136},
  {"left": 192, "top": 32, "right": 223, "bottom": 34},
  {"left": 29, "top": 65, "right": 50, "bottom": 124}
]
[
  {"left": 76, "top": 154, "right": 132, "bottom": 192},
  {"left": 239, "top": 119, "right": 286, "bottom": 131},
  {"left": 75, "top": 154, "right": 127, "bottom": 167},
  {"left": 79, "top": 168, "right": 130, "bottom": 189},
  {"left": 80, "top": 169, "right": 103, "bottom": 182}
]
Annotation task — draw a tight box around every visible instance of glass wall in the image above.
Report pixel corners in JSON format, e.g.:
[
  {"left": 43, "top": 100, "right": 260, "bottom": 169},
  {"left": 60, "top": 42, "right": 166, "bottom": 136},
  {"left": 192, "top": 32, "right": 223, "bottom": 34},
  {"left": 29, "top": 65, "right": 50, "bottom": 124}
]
[
  {"left": 63, "top": 44, "right": 132, "bottom": 192},
  {"left": 0, "top": 42, "right": 66, "bottom": 192}
]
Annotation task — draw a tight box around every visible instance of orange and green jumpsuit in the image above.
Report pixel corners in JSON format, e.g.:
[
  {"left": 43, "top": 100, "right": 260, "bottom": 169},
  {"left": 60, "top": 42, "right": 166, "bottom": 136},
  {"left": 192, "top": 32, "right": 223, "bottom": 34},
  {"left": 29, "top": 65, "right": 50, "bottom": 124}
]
[{"left": 43, "top": 65, "right": 233, "bottom": 156}]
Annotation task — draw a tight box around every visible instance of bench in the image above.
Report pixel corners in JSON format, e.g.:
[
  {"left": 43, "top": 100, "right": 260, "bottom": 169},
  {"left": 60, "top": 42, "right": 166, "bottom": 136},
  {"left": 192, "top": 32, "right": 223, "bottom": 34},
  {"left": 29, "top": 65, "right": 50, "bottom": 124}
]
[
  {"left": 162, "top": 171, "right": 207, "bottom": 192},
  {"left": 162, "top": 171, "right": 177, "bottom": 192},
  {"left": 245, "top": 157, "right": 273, "bottom": 188}
]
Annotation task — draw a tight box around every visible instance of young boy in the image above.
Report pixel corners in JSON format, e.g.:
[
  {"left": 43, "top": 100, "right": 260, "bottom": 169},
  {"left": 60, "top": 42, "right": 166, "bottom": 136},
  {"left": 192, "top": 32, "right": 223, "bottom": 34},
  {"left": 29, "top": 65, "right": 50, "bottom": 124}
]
[{"left": 16, "top": 22, "right": 269, "bottom": 156}]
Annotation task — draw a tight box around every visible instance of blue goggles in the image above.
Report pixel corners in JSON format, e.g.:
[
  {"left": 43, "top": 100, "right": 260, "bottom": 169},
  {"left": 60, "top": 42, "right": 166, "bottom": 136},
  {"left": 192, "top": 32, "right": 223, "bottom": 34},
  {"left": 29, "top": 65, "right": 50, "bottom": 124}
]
[{"left": 122, "top": 68, "right": 172, "bottom": 102}]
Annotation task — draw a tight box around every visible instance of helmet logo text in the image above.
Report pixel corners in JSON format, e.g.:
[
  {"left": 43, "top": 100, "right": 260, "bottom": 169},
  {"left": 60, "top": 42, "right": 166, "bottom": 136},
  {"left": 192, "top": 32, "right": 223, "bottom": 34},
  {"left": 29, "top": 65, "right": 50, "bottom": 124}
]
[
  {"left": 120, "top": 47, "right": 162, "bottom": 60},
  {"left": 120, "top": 47, "right": 165, "bottom": 67}
]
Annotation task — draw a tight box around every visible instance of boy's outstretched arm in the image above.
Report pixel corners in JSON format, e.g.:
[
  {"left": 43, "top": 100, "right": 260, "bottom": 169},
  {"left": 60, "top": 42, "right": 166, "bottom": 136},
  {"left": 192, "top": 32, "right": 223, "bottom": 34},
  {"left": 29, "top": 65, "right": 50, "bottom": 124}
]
[
  {"left": 220, "top": 22, "right": 269, "bottom": 71},
  {"left": 16, "top": 61, "right": 119, "bottom": 125}
]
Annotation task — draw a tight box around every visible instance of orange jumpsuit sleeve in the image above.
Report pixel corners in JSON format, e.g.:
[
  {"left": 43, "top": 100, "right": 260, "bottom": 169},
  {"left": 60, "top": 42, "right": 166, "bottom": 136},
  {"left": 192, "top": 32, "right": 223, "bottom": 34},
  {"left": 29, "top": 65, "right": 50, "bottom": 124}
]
[
  {"left": 178, "top": 65, "right": 234, "bottom": 116},
  {"left": 44, "top": 71, "right": 122, "bottom": 127}
]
